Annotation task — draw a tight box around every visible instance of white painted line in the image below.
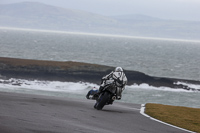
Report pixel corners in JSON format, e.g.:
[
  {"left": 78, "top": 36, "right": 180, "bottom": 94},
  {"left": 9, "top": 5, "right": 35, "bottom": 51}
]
[{"left": 140, "top": 104, "right": 196, "bottom": 133}]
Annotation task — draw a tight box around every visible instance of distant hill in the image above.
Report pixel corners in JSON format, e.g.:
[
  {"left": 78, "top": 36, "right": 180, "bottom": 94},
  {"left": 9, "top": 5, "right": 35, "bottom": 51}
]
[
  {"left": 0, "top": 2, "right": 200, "bottom": 40},
  {"left": 111, "top": 14, "right": 162, "bottom": 22},
  {"left": 0, "top": 2, "right": 119, "bottom": 32}
]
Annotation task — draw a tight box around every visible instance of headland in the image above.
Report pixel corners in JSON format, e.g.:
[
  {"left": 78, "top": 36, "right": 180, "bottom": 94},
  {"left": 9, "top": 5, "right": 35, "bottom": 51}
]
[{"left": 0, "top": 57, "right": 199, "bottom": 91}]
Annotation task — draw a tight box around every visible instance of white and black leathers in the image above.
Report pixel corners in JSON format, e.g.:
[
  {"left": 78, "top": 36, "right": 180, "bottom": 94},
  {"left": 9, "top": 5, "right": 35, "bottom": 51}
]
[{"left": 99, "top": 67, "right": 127, "bottom": 100}]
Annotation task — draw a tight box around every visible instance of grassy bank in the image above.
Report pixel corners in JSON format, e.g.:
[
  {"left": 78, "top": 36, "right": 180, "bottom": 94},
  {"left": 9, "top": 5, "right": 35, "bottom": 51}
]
[{"left": 145, "top": 103, "right": 200, "bottom": 132}]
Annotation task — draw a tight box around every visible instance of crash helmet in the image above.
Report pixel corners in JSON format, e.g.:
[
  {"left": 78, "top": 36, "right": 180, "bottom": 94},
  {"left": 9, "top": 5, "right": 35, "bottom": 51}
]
[{"left": 115, "top": 67, "right": 123, "bottom": 72}]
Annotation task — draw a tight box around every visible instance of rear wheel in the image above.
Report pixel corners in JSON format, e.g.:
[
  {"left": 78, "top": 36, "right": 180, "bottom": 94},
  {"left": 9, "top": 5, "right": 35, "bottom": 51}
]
[{"left": 96, "top": 92, "right": 110, "bottom": 110}]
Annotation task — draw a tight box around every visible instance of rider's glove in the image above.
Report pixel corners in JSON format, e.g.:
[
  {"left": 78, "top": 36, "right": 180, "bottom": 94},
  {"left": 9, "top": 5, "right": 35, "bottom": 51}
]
[{"left": 102, "top": 77, "right": 107, "bottom": 80}]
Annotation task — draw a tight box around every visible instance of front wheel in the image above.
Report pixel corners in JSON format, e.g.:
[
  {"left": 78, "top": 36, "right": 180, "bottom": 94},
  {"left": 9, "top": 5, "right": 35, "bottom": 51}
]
[{"left": 95, "top": 92, "right": 110, "bottom": 110}]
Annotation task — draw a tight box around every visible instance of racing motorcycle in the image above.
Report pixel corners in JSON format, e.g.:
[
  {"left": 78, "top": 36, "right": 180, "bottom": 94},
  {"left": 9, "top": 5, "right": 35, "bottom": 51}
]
[{"left": 93, "top": 79, "right": 123, "bottom": 110}]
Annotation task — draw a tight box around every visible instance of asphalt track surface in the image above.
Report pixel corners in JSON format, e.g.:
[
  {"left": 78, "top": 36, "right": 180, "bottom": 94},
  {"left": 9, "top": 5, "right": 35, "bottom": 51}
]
[{"left": 0, "top": 92, "right": 190, "bottom": 133}]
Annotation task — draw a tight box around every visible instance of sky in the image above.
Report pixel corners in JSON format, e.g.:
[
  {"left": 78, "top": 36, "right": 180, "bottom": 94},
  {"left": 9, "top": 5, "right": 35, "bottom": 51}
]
[{"left": 1, "top": 0, "right": 200, "bottom": 21}]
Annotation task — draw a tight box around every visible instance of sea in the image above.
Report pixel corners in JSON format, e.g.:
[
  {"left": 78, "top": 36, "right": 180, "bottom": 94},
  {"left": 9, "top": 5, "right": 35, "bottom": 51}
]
[{"left": 0, "top": 27, "right": 200, "bottom": 108}]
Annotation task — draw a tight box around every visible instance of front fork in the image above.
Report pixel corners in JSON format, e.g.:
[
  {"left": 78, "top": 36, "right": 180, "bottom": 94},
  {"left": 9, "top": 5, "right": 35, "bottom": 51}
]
[{"left": 116, "top": 87, "right": 122, "bottom": 99}]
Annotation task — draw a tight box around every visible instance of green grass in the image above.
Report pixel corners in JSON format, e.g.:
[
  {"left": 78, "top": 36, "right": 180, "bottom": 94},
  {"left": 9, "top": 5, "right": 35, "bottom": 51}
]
[{"left": 145, "top": 103, "right": 200, "bottom": 133}]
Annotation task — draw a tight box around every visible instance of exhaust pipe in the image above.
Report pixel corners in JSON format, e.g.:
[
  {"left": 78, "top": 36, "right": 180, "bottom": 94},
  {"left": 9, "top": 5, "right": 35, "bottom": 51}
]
[{"left": 112, "top": 96, "right": 116, "bottom": 100}]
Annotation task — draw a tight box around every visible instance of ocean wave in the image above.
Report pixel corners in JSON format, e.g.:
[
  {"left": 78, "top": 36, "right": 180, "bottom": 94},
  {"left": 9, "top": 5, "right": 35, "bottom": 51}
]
[
  {"left": 0, "top": 78, "right": 98, "bottom": 93},
  {"left": 0, "top": 78, "right": 198, "bottom": 93},
  {"left": 175, "top": 81, "right": 200, "bottom": 90},
  {"left": 128, "top": 83, "right": 197, "bottom": 92}
]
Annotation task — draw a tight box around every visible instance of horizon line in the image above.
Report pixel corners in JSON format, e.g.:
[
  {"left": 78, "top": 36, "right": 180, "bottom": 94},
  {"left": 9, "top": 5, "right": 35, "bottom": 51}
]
[{"left": 1, "top": 26, "right": 200, "bottom": 43}]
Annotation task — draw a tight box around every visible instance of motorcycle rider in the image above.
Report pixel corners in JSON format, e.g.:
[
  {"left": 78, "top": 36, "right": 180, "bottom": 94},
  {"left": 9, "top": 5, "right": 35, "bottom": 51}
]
[
  {"left": 98, "top": 67, "right": 127, "bottom": 100},
  {"left": 86, "top": 67, "right": 127, "bottom": 101}
]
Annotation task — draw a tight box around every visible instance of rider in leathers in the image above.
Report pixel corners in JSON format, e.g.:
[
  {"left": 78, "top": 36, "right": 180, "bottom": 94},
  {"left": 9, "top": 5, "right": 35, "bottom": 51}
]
[{"left": 99, "top": 67, "right": 128, "bottom": 100}]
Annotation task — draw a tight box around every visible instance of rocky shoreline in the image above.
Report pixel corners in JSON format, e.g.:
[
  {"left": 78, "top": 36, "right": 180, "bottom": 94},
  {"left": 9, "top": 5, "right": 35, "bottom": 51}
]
[{"left": 0, "top": 57, "right": 200, "bottom": 91}]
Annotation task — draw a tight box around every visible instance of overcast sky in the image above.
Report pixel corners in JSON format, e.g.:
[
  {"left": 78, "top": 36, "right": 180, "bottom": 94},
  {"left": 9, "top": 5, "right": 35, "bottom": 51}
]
[{"left": 1, "top": 0, "right": 200, "bottom": 21}]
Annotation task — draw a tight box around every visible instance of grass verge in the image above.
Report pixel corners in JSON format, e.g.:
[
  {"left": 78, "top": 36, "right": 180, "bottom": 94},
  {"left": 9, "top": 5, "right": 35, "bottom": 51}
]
[{"left": 145, "top": 103, "right": 200, "bottom": 133}]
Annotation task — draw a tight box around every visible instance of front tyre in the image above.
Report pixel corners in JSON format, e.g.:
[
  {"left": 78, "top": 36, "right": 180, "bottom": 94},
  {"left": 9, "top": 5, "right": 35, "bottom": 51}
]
[{"left": 96, "top": 92, "right": 110, "bottom": 110}]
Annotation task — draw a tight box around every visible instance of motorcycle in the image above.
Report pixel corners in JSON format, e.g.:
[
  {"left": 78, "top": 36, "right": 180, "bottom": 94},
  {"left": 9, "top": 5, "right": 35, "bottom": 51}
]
[{"left": 93, "top": 79, "right": 123, "bottom": 110}]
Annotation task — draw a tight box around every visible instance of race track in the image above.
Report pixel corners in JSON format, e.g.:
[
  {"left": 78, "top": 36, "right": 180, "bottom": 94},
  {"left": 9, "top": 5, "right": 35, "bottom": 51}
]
[{"left": 0, "top": 92, "right": 191, "bottom": 133}]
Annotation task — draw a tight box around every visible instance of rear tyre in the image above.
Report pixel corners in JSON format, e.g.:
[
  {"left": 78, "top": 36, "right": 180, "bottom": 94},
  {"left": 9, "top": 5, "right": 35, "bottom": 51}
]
[{"left": 96, "top": 92, "right": 110, "bottom": 110}]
